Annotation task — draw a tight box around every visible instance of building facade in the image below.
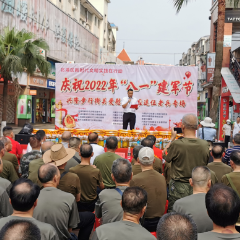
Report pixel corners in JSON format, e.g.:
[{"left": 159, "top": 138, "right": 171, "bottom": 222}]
[{"left": 179, "top": 36, "right": 210, "bottom": 120}]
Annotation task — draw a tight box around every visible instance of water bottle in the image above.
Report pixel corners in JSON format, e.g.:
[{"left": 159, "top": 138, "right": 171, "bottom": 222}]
[{"left": 127, "top": 147, "right": 131, "bottom": 161}]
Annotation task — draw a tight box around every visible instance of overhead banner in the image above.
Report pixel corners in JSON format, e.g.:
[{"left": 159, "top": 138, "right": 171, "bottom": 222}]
[{"left": 55, "top": 64, "right": 198, "bottom": 130}]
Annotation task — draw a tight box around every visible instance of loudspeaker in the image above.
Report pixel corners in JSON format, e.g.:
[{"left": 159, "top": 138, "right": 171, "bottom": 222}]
[{"left": 15, "top": 134, "right": 31, "bottom": 145}]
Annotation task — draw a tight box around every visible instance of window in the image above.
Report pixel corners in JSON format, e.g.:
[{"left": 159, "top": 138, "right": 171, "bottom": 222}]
[
  {"left": 74, "top": 0, "right": 78, "bottom": 7},
  {"left": 59, "top": 0, "right": 61, "bottom": 2},
  {"left": 98, "top": 19, "right": 100, "bottom": 28},
  {"left": 95, "top": 17, "right": 97, "bottom": 26},
  {"left": 68, "top": 0, "right": 71, "bottom": 3}
]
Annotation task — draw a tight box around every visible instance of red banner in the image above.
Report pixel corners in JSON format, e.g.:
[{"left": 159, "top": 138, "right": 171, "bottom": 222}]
[{"left": 219, "top": 96, "right": 229, "bottom": 141}]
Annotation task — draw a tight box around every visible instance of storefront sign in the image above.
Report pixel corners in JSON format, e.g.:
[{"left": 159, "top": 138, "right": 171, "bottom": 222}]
[
  {"left": 17, "top": 95, "right": 32, "bottom": 119},
  {"left": 0, "top": 0, "right": 99, "bottom": 64},
  {"left": 55, "top": 64, "right": 198, "bottom": 130},
  {"left": 29, "top": 76, "right": 47, "bottom": 88},
  {"left": 47, "top": 80, "right": 56, "bottom": 89},
  {"left": 224, "top": 35, "right": 232, "bottom": 47},
  {"left": 29, "top": 90, "right": 37, "bottom": 95},
  {"left": 219, "top": 96, "right": 230, "bottom": 141},
  {"left": 225, "top": 10, "right": 240, "bottom": 22},
  {"left": 207, "top": 53, "right": 216, "bottom": 82}
]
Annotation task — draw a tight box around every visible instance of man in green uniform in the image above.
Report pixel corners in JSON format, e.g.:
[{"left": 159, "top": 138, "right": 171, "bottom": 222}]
[
  {"left": 221, "top": 150, "right": 240, "bottom": 231},
  {"left": 163, "top": 114, "right": 209, "bottom": 211}
]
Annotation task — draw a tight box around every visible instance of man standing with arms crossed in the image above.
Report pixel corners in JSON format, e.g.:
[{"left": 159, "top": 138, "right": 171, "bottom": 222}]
[{"left": 122, "top": 89, "right": 138, "bottom": 130}]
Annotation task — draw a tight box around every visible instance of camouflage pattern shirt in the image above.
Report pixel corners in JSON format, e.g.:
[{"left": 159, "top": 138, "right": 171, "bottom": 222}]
[{"left": 20, "top": 151, "right": 43, "bottom": 178}]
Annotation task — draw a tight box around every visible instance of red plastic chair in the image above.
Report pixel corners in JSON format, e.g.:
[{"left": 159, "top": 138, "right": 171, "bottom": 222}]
[
  {"left": 93, "top": 211, "right": 101, "bottom": 231},
  {"left": 151, "top": 232, "right": 157, "bottom": 238},
  {"left": 164, "top": 200, "right": 169, "bottom": 214}
]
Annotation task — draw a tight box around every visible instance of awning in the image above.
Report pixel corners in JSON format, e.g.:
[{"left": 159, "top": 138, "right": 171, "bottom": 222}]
[{"left": 221, "top": 67, "right": 240, "bottom": 103}]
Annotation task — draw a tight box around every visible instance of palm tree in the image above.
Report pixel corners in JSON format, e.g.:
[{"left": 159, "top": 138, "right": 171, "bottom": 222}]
[
  {"left": 173, "top": 0, "right": 239, "bottom": 123},
  {"left": 0, "top": 27, "right": 50, "bottom": 127}
]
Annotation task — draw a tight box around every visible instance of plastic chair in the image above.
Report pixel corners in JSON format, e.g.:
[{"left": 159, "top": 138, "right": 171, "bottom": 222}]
[
  {"left": 151, "top": 232, "right": 157, "bottom": 238},
  {"left": 164, "top": 200, "right": 169, "bottom": 214},
  {"left": 93, "top": 211, "right": 101, "bottom": 231}
]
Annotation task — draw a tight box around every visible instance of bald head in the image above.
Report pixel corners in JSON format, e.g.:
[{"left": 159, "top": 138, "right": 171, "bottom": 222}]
[
  {"left": 191, "top": 166, "right": 211, "bottom": 188},
  {"left": 10, "top": 178, "right": 40, "bottom": 212},
  {"left": 182, "top": 114, "right": 198, "bottom": 130},
  {"left": 0, "top": 137, "right": 10, "bottom": 146},
  {"left": 38, "top": 164, "right": 59, "bottom": 184},
  {"left": 62, "top": 131, "right": 72, "bottom": 143},
  {"left": 88, "top": 132, "right": 98, "bottom": 143},
  {"left": 41, "top": 141, "right": 54, "bottom": 154},
  {"left": 212, "top": 145, "right": 224, "bottom": 159},
  {"left": 0, "top": 220, "right": 41, "bottom": 240}
]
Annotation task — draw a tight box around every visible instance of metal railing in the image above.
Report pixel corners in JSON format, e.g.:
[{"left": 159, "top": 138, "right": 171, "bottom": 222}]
[{"left": 229, "top": 51, "right": 240, "bottom": 87}]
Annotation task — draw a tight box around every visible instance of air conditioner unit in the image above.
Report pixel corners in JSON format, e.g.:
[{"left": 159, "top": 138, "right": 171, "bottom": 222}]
[{"left": 72, "top": 5, "right": 77, "bottom": 11}]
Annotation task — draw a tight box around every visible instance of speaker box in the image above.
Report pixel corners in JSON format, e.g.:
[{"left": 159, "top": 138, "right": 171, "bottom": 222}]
[{"left": 15, "top": 134, "right": 31, "bottom": 145}]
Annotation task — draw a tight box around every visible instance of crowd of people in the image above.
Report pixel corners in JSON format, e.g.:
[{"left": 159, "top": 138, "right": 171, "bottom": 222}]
[{"left": 0, "top": 114, "right": 240, "bottom": 239}]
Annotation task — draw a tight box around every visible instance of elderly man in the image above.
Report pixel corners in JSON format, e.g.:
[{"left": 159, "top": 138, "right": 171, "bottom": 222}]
[
  {"left": 198, "top": 184, "right": 240, "bottom": 239},
  {"left": 130, "top": 147, "right": 167, "bottom": 232},
  {"left": 208, "top": 145, "right": 232, "bottom": 183},
  {"left": 91, "top": 187, "right": 156, "bottom": 240},
  {"left": 95, "top": 158, "right": 132, "bottom": 224},
  {"left": 146, "top": 135, "right": 162, "bottom": 160},
  {"left": 94, "top": 136, "right": 121, "bottom": 188},
  {"left": 198, "top": 117, "right": 216, "bottom": 142},
  {"left": 0, "top": 137, "right": 19, "bottom": 174},
  {"left": 28, "top": 141, "right": 54, "bottom": 185},
  {"left": 132, "top": 145, "right": 143, "bottom": 176},
  {"left": 157, "top": 212, "right": 197, "bottom": 240},
  {"left": 0, "top": 178, "right": 58, "bottom": 240},
  {"left": 88, "top": 132, "right": 105, "bottom": 165},
  {"left": 173, "top": 166, "right": 213, "bottom": 233},
  {"left": 33, "top": 164, "right": 80, "bottom": 240},
  {"left": 163, "top": 114, "right": 209, "bottom": 211},
  {"left": 70, "top": 144, "right": 104, "bottom": 212},
  {"left": 61, "top": 131, "right": 72, "bottom": 148},
  {"left": 69, "top": 137, "right": 81, "bottom": 164},
  {"left": 0, "top": 140, "right": 18, "bottom": 183},
  {"left": 0, "top": 220, "right": 41, "bottom": 240}
]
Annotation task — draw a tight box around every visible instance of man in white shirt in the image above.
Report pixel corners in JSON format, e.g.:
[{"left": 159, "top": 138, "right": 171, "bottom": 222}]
[
  {"left": 88, "top": 133, "right": 105, "bottom": 165},
  {"left": 223, "top": 119, "right": 232, "bottom": 149},
  {"left": 233, "top": 116, "right": 240, "bottom": 138},
  {"left": 122, "top": 89, "right": 138, "bottom": 130}
]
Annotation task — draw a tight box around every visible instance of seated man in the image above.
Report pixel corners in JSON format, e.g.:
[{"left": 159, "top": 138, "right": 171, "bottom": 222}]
[
  {"left": 95, "top": 158, "right": 132, "bottom": 224},
  {"left": 130, "top": 147, "right": 167, "bottom": 232},
  {"left": 70, "top": 144, "right": 104, "bottom": 212},
  {"left": 94, "top": 136, "right": 121, "bottom": 188},
  {"left": 198, "top": 184, "right": 240, "bottom": 239},
  {"left": 0, "top": 137, "right": 19, "bottom": 174},
  {"left": 132, "top": 138, "right": 163, "bottom": 174},
  {"left": 146, "top": 135, "right": 162, "bottom": 160},
  {"left": 69, "top": 137, "right": 81, "bottom": 163},
  {"left": 3, "top": 126, "right": 23, "bottom": 160},
  {"left": 91, "top": 187, "right": 156, "bottom": 240},
  {"left": 88, "top": 132, "right": 105, "bottom": 165},
  {"left": 173, "top": 166, "right": 213, "bottom": 233},
  {"left": 157, "top": 212, "right": 197, "bottom": 240},
  {"left": 132, "top": 146, "right": 143, "bottom": 176},
  {"left": 208, "top": 145, "right": 232, "bottom": 183},
  {"left": 222, "top": 150, "right": 240, "bottom": 230},
  {"left": 0, "top": 140, "right": 18, "bottom": 183},
  {"left": 28, "top": 141, "right": 54, "bottom": 185},
  {"left": 33, "top": 164, "right": 80, "bottom": 240},
  {"left": 61, "top": 131, "right": 72, "bottom": 148},
  {"left": 0, "top": 178, "right": 58, "bottom": 240},
  {"left": 20, "top": 134, "right": 42, "bottom": 178},
  {"left": 42, "top": 143, "right": 81, "bottom": 202},
  {"left": 0, "top": 219, "right": 41, "bottom": 240}
]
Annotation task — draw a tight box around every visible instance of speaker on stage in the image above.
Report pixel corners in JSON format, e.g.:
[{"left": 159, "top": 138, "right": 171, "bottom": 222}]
[{"left": 15, "top": 134, "right": 31, "bottom": 145}]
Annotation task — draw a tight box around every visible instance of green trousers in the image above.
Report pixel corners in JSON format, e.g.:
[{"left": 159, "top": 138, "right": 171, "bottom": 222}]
[{"left": 168, "top": 179, "right": 193, "bottom": 212}]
